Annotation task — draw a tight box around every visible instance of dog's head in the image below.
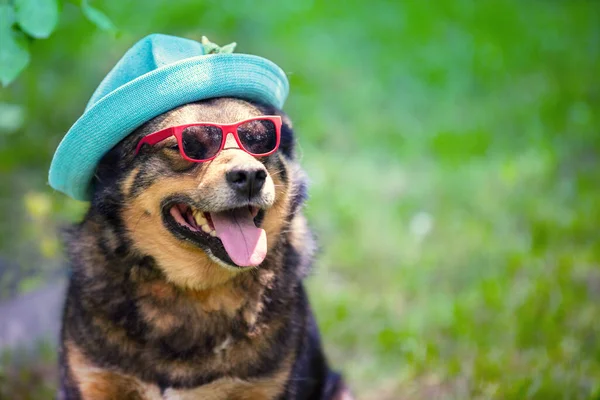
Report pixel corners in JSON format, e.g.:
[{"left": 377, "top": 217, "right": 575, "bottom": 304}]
[{"left": 90, "top": 98, "right": 308, "bottom": 290}]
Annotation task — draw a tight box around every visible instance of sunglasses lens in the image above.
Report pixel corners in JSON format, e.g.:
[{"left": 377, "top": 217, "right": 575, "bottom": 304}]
[
  {"left": 181, "top": 125, "right": 223, "bottom": 160},
  {"left": 237, "top": 119, "right": 278, "bottom": 155}
]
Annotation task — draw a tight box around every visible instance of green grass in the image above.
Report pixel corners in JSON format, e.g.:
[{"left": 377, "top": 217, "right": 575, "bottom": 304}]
[
  {"left": 306, "top": 152, "right": 600, "bottom": 398},
  {"left": 1, "top": 0, "right": 599, "bottom": 398}
]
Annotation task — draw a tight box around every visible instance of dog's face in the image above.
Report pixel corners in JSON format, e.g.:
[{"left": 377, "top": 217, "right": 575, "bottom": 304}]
[{"left": 92, "top": 98, "right": 305, "bottom": 290}]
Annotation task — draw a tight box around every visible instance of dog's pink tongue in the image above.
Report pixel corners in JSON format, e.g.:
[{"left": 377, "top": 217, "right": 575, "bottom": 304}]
[{"left": 211, "top": 208, "right": 267, "bottom": 267}]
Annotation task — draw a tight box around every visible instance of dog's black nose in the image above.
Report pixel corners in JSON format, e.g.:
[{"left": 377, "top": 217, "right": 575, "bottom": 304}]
[{"left": 226, "top": 168, "right": 267, "bottom": 197}]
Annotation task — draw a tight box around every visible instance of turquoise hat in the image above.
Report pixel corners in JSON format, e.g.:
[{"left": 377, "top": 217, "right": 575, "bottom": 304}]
[{"left": 48, "top": 33, "right": 289, "bottom": 201}]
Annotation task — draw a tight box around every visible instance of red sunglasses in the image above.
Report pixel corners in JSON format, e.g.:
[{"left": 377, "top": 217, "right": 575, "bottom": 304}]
[{"left": 135, "top": 115, "right": 282, "bottom": 162}]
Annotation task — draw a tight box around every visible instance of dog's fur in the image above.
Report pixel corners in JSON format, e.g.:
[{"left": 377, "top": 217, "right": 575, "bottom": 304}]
[{"left": 58, "top": 98, "right": 351, "bottom": 399}]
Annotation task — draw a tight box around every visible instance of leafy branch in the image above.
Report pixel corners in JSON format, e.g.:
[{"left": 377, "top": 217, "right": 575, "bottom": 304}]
[{"left": 0, "top": 0, "right": 115, "bottom": 87}]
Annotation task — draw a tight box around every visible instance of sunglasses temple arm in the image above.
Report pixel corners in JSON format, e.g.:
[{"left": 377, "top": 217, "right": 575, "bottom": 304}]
[{"left": 135, "top": 127, "right": 175, "bottom": 154}]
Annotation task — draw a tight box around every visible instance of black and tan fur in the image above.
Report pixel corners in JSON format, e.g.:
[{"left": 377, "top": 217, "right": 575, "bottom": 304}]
[{"left": 58, "top": 98, "right": 352, "bottom": 399}]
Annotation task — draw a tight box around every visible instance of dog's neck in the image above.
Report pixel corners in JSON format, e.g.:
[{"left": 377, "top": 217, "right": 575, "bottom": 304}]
[{"left": 66, "top": 208, "right": 299, "bottom": 338}]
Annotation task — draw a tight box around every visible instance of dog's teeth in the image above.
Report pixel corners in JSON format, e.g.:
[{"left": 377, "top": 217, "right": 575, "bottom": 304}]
[
  {"left": 201, "top": 224, "right": 211, "bottom": 233},
  {"left": 210, "top": 230, "right": 217, "bottom": 237},
  {"left": 194, "top": 212, "right": 207, "bottom": 226}
]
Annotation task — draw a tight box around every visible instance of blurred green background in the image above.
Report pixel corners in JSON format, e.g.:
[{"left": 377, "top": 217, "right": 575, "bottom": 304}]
[{"left": 1, "top": 0, "right": 599, "bottom": 398}]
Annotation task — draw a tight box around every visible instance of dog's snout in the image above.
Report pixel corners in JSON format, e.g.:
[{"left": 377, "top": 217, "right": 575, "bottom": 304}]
[{"left": 226, "top": 167, "right": 267, "bottom": 197}]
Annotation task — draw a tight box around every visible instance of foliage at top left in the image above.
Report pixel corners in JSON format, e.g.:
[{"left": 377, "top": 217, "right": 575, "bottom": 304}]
[{"left": 0, "top": 0, "right": 115, "bottom": 86}]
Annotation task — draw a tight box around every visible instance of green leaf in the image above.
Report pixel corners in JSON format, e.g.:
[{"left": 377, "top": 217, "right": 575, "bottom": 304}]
[
  {"left": 14, "top": 0, "right": 59, "bottom": 39},
  {"left": 201, "top": 36, "right": 237, "bottom": 54},
  {"left": 0, "top": 5, "right": 30, "bottom": 87},
  {"left": 80, "top": 0, "right": 116, "bottom": 33},
  {"left": 219, "top": 42, "right": 237, "bottom": 54}
]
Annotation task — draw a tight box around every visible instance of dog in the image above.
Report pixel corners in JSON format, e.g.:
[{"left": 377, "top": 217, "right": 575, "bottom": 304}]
[{"left": 58, "top": 97, "right": 353, "bottom": 399}]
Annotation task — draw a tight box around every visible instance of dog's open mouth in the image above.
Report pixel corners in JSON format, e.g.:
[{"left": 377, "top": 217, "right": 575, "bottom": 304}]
[{"left": 164, "top": 200, "right": 267, "bottom": 268}]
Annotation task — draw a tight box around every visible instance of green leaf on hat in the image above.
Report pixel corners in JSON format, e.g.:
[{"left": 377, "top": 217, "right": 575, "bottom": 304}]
[
  {"left": 81, "top": 0, "right": 117, "bottom": 33},
  {"left": 0, "top": 4, "right": 30, "bottom": 87},
  {"left": 201, "top": 36, "right": 237, "bottom": 54},
  {"left": 219, "top": 42, "right": 237, "bottom": 54},
  {"left": 14, "top": 0, "right": 60, "bottom": 39}
]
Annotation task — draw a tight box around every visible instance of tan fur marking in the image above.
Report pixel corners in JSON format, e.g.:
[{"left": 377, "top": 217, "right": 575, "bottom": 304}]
[
  {"left": 185, "top": 267, "right": 275, "bottom": 320},
  {"left": 137, "top": 299, "right": 180, "bottom": 334},
  {"left": 66, "top": 341, "right": 162, "bottom": 400},
  {"left": 186, "top": 283, "right": 246, "bottom": 317},
  {"left": 138, "top": 280, "right": 176, "bottom": 301},
  {"left": 164, "top": 356, "right": 292, "bottom": 400},
  {"left": 121, "top": 167, "right": 140, "bottom": 198}
]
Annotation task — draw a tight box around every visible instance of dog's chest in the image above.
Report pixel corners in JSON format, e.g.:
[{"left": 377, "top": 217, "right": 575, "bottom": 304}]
[
  {"left": 66, "top": 335, "right": 289, "bottom": 400},
  {"left": 121, "top": 377, "right": 284, "bottom": 400},
  {"left": 160, "top": 376, "right": 286, "bottom": 400},
  {"left": 129, "top": 361, "right": 288, "bottom": 400},
  {"left": 157, "top": 340, "right": 289, "bottom": 400}
]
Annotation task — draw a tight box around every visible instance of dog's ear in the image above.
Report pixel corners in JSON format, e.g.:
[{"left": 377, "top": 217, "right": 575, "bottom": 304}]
[
  {"left": 90, "top": 145, "right": 126, "bottom": 206},
  {"left": 90, "top": 133, "right": 141, "bottom": 205},
  {"left": 95, "top": 146, "right": 123, "bottom": 184}
]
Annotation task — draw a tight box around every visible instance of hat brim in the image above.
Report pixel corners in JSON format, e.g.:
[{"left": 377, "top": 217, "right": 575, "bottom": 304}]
[{"left": 48, "top": 53, "right": 289, "bottom": 201}]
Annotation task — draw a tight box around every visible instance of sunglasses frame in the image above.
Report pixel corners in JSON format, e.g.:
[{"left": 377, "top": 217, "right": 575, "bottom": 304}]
[{"left": 135, "top": 115, "right": 282, "bottom": 162}]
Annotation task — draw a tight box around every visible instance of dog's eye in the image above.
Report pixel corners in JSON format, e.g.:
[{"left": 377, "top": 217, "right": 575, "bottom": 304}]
[{"left": 166, "top": 143, "right": 179, "bottom": 151}]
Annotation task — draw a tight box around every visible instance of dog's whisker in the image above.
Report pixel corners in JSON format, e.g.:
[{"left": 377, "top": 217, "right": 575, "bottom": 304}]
[{"left": 268, "top": 169, "right": 285, "bottom": 177}]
